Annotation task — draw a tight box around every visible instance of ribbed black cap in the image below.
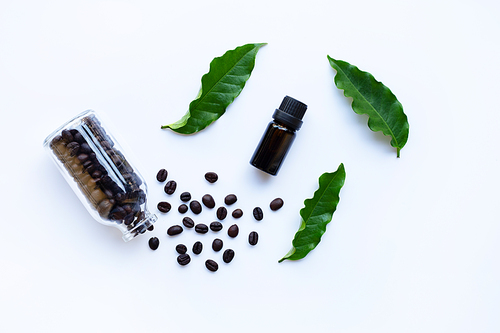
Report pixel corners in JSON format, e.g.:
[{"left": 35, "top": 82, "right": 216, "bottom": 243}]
[{"left": 273, "top": 96, "right": 307, "bottom": 131}]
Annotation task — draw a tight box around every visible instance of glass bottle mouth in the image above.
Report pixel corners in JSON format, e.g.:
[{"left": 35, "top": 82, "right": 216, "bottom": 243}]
[{"left": 122, "top": 212, "right": 158, "bottom": 242}]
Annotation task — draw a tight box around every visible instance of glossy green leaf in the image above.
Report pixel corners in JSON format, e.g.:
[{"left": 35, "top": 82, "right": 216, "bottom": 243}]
[
  {"left": 327, "top": 56, "right": 409, "bottom": 157},
  {"left": 162, "top": 43, "right": 266, "bottom": 134},
  {"left": 279, "top": 163, "right": 346, "bottom": 263}
]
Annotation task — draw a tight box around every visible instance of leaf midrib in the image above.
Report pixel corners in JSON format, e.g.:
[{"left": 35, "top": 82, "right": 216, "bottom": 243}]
[
  {"left": 190, "top": 46, "right": 258, "bottom": 112},
  {"left": 334, "top": 61, "right": 399, "bottom": 149}
]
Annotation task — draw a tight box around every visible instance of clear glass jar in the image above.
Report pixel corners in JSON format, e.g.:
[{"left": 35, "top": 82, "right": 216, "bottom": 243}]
[{"left": 43, "top": 110, "right": 157, "bottom": 242}]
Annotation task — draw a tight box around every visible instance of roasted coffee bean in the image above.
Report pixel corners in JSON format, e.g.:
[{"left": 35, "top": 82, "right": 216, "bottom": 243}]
[
  {"left": 205, "top": 259, "right": 219, "bottom": 272},
  {"left": 195, "top": 223, "right": 208, "bottom": 234},
  {"left": 79, "top": 143, "right": 91, "bottom": 154},
  {"left": 156, "top": 169, "right": 168, "bottom": 182},
  {"left": 164, "top": 180, "right": 177, "bottom": 195},
  {"left": 178, "top": 204, "right": 188, "bottom": 214},
  {"left": 66, "top": 141, "right": 80, "bottom": 156},
  {"left": 147, "top": 224, "right": 154, "bottom": 231},
  {"left": 61, "top": 129, "right": 73, "bottom": 142},
  {"left": 212, "top": 238, "right": 223, "bottom": 252},
  {"left": 180, "top": 192, "right": 191, "bottom": 202},
  {"left": 232, "top": 209, "right": 243, "bottom": 219},
  {"left": 216, "top": 207, "right": 227, "bottom": 220},
  {"left": 228, "top": 224, "right": 239, "bottom": 238},
  {"left": 202, "top": 194, "right": 215, "bottom": 209},
  {"left": 177, "top": 254, "right": 191, "bottom": 266},
  {"left": 148, "top": 237, "right": 159, "bottom": 250},
  {"left": 74, "top": 132, "right": 85, "bottom": 144},
  {"left": 210, "top": 221, "right": 223, "bottom": 232},
  {"left": 77, "top": 153, "right": 89, "bottom": 163},
  {"left": 190, "top": 200, "right": 202, "bottom": 214},
  {"left": 223, "top": 249, "right": 235, "bottom": 263},
  {"left": 109, "top": 206, "right": 127, "bottom": 220},
  {"left": 91, "top": 170, "right": 102, "bottom": 179},
  {"left": 176, "top": 244, "right": 187, "bottom": 254},
  {"left": 248, "top": 231, "right": 259, "bottom": 246},
  {"left": 192, "top": 241, "right": 203, "bottom": 255},
  {"left": 182, "top": 217, "right": 195, "bottom": 228},
  {"left": 167, "top": 225, "right": 183, "bottom": 236},
  {"left": 204, "top": 172, "right": 218, "bottom": 183},
  {"left": 270, "top": 198, "right": 284, "bottom": 211},
  {"left": 224, "top": 194, "right": 237, "bottom": 205},
  {"left": 124, "top": 213, "right": 134, "bottom": 225},
  {"left": 253, "top": 207, "right": 264, "bottom": 221},
  {"left": 157, "top": 201, "right": 171, "bottom": 213}
]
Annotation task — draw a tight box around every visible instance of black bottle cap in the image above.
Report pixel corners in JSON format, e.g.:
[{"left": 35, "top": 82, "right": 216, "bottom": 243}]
[{"left": 273, "top": 96, "right": 307, "bottom": 131}]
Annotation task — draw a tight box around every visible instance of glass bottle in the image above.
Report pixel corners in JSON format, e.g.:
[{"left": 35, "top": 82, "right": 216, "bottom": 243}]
[
  {"left": 43, "top": 110, "right": 157, "bottom": 242},
  {"left": 250, "top": 96, "right": 307, "bottom": 176}
]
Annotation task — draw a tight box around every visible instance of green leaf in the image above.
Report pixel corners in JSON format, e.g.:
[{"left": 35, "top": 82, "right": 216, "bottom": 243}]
[
  {"left": 162, "top": 43, "right": 267, "bottom": 134},
  {"left": 279, "top": 163, "right": 346, "bottom": 263},
  {"left": 327, "top": 56, "right": 409, "bottom": 157}
]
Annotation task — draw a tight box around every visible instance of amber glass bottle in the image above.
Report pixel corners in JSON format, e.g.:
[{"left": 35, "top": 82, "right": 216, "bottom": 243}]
[{"left": 250, "top": 96, "right": 307, "bottom": 175}]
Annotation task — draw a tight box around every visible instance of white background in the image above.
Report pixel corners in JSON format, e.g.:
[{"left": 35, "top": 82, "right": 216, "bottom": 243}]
[{"left": 1, "top": 0, "right": 499, "bottom": 332}]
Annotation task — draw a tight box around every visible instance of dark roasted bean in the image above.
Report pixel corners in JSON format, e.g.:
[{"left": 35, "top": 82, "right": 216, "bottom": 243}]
[
  {"left": 224, "top": 194, "right": 237, "bottom": 205},
  {"left": 253, "top": 207, "right": 264, "bottom": 221},
  {"left": 223, "top": 249, "right": 235, "bottom": 263},
  {"left": 164, "top": 180, "right": 177, "bottom": 195},
  {"left": 177, "top": 254, "right": 191, "bottom": 266},
  {"left": 61, "top": 129, "right": 73, "bottom": 142},
  {"left": 79, "top": 143, "right": 91, "bottom": 154},
  {"left": 167, "top": 225, "right": 183, "bottom": 236},
  {"left": 66, "top": 142, "right": 80, "bottom": 156},
  {"left": 232, "top": 209, "right": 243, "bottom": 219},
  {"left": 148, "top": 237, "right": 159, "bottom": 250},
  {"left": 176, "top": 244, "right": 187, "bottom": 254},
  {"left": 147, "top": 224, "right": 154, "bottom": 231},
  {"left": 205, "top": 259, "right": 218, "bottom": 272},
  {"left": 228, "top": 224, "right": 239, "bottom": 238},
  {"left": 210, "top": 221, "right": 223, "bottom": 232},
  {"left": 180, "top": 192, "right": 191, "bottom": 202},
  {"left": 124, "top": 213, "right": 134, "bottom": 225},
  {"left": 202, "top": 194, "right": 215, "bottom": 209},
  {"left": 195, "top": 223, "right": 208, "bottom": 234},
  {"left": 156, "top": 169, "right": 168, "bottom": 182},
  {"left": 192, "top": 241, "right": 203, "bottom": 254},
  {"left": 190, "top": 200, "right": 202, "bottom": 214},
  {"left": 157, "top": 201, "right": 171, "bottom": 213},
  {"left": 270, "top": 198, "right": 284, "bottom": 211},
  {"left": 91, "top": 170, "right": 102, "bottom": 179},
  {"left": 109, "top": 206, "right": 127, "bottom": 220},
  {"left": 182, "top": 217, "right": 195, "bottom": 228},
  {"left": 204, "top": 172, "right": 218, "bottom": 183},
  {"left": 216, "top": 207, "right": 227, "bottom": 220},
  {"left": 212, "top": 238, "right": 223, "bottom": 252},
  {"left": 178, "top": 204, "right": 188, "bottom": 214},
  {"left": 248, "top": 231, "right": 259, "bottom": 245},
  {"left": 74, "top": 132, "right": 85, "bottom": 144}
]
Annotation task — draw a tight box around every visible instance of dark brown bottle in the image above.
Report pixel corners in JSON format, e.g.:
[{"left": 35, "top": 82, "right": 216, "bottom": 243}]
[{"left": 250, "top": 96, "right": 307, "bottom": 175}]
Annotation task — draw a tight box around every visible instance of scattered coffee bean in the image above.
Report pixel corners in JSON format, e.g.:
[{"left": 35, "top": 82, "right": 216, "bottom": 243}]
[
  {"left": 176, "top": 244, "right": 187, "bottom": 254},
  {"left": 182, "top": 217, "right": 195, "bottom": 228},
  {"left": 148, "top": 237, "right": 159, "bottom": 250},
  {"left": 253, "top": 207, "right": 264, "bottom": 221},
  {"left": 205, "top": 172, "right": 218, "bottom": 183},
  {"left": 228, "top": 224, "right": 239, "bottom": 238},
  {"left": 147, "top": 224, "right": 154, "bottom": 231},
  {"left": 212, "top": 238, "right": 223, "bottom": 252},
  {"left": 224, "top": 194, "right": 237, "bottom": 205},
  {"left": 195, "top": 223, "right": 209, "bottom": 234},
  {"left": 202, "top": 194, "right": 216, "bottom": 209},
  {"left": 167, "top": 225, "right": 183, "bottom": 236},
  {"left": 180, "top": 192, "right": 191, "bottom": 202},
  {"left": 205, "top": 259, "right": 219, "bottom": 272},
  {"left": 210, "top": 221, "right": 223, "bottom": 232},
  {"left": 177, "top": 254, "right": 191, "bottom": 266},
  {"left": 178, "top": 204, "right": 188, "bottom": 214},
  {"left": 216, "top": 207, "right": 227, "bottom": 220},
  {"left": 164, "top": 180, "right": 177, "bottom": 195},
  {"left": 232, "top": 209, "right": 243, "bottom": 219},
  {"left": 157, "top": 201, "right": 171, "bottom": 213},
  {"left": 156, "top": 169, "right": 168, "bottom": 182},
  {"left": 192, "top": 241, "right": 203, "bottom": 254},
  {"left": 270, "top": 198, "right": 284, "bottom": 211},
  {"left": 249, "top": 231, "right": 259, "bottom": 246},
  {"left": 223, "top": 249, "right": 235, "bottom": 263},
  {"left": 190, "top": 200, "right": 202, "bottom": 214}
]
